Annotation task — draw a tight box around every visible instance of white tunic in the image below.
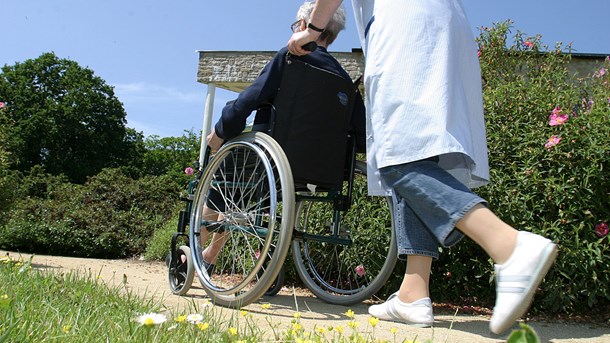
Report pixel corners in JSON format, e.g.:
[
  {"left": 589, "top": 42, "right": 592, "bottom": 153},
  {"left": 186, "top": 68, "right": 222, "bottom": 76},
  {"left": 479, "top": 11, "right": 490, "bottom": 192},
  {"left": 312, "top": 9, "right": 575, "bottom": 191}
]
[{"left": 351, "top": 0, "right": 490, "bottom": 195}]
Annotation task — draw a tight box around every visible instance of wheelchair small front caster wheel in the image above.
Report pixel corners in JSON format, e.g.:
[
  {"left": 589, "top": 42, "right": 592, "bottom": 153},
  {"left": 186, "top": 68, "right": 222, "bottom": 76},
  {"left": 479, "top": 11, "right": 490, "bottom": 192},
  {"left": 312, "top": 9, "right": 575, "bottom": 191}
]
[{"left": 167, "top": 245, "right": 194, "bottom": 295}]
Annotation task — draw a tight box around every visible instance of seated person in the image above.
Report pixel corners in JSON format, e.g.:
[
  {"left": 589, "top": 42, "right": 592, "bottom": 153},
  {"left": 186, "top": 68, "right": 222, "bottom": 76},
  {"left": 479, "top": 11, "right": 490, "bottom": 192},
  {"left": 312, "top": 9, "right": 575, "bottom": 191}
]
[{"left": 200, "top": 1, "right": 365, "bottom": 272}]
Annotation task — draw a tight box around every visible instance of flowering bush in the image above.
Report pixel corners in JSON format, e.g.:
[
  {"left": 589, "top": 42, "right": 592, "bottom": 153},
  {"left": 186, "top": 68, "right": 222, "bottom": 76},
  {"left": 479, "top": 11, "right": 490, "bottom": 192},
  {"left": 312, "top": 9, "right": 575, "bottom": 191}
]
[{"left": 428, "top": 20, "right": 610, "bottom": 315}]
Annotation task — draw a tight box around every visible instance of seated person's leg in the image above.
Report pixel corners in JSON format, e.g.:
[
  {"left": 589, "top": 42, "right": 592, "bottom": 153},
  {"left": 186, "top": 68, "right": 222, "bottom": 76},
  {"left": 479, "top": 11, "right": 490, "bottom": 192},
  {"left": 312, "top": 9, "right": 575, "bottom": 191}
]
[{"left": 200, "top": 189, "right": 226, "bottom": 272}]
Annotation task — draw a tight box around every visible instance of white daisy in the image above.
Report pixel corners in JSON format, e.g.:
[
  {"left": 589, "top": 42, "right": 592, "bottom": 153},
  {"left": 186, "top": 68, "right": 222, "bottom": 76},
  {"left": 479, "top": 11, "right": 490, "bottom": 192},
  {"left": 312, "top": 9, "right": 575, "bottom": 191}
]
[
  {"left": 135, "top": 313, "right": 167, "bottom": 326},
  {"left": 186, "top": 313, "right": 204, "bottom": 324}
]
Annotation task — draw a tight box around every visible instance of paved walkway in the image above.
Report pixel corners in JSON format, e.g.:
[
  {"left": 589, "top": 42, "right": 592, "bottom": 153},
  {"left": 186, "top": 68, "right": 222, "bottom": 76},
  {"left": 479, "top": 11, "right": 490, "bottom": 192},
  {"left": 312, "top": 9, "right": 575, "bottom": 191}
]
[{"left": 4, "top": 250, "right": 609, "bottom": 342}]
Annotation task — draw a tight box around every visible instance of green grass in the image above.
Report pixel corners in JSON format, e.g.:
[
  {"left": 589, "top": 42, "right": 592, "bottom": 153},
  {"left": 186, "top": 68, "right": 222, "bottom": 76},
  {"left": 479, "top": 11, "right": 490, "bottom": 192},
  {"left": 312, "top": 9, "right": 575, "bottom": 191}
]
[
  {"left": 0, "top": 255, "right": 538, "bottom": 342},
  {"left": 0, "top": 255, "right": 417, "bottom": 342}
]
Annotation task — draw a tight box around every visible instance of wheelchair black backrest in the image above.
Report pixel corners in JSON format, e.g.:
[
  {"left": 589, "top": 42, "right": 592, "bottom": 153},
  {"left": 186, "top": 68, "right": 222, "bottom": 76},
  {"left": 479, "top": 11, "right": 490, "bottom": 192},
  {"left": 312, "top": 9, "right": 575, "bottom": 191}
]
[{"left": 265, "top": 55, "right": 357, "bottom": 190}]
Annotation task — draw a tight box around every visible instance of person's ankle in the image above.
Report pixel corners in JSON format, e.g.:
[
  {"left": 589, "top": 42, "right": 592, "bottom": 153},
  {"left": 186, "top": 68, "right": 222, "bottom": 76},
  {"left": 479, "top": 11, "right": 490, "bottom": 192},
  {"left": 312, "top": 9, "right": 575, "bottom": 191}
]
[
  {"left": 398, "top": 291, "right": 429, "bottom": 304},
  {"left": 492, "top": 230, "right": 520, "bottom": 265},
  {"left": 201, "top": 249, "right": 212, "bottom": 264}
]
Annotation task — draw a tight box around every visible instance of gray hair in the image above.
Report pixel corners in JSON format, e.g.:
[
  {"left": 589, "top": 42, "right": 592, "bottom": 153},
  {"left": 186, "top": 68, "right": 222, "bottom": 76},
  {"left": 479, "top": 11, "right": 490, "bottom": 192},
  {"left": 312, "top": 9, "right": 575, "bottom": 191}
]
[{"left": 296, "top": 1, "right": 346, "bottom": 46}]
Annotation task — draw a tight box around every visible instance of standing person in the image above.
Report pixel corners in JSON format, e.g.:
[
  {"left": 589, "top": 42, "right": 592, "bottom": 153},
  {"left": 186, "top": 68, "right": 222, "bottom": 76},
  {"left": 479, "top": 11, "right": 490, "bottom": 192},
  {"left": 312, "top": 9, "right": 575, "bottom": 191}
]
[
  {"left": 287, "top": 0, "right": 558, "bottom": 335},
  {"left": 201, "top": 1, "right": 365, "bottom": 273}
]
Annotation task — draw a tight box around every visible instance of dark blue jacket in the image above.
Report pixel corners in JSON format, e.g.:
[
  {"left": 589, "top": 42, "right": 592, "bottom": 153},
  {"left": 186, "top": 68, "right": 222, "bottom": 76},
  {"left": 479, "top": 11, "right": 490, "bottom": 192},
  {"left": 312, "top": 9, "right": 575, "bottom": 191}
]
[{"left": 214, "top": 46, "right": 366, "bottom": 152}]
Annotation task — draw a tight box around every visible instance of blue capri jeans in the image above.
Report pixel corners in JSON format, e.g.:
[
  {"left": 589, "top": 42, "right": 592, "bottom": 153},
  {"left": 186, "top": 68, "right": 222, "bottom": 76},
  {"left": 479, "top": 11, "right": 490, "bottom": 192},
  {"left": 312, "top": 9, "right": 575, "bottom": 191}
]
[{"left": 379, "top": 157, "right": 487, "bottom": 260}]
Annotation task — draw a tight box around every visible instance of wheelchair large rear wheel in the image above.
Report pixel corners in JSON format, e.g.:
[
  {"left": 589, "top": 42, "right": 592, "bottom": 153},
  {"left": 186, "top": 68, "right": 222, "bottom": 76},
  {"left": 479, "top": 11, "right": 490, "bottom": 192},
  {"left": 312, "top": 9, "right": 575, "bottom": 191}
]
[
  {"left": 190, "top": 132, "right": 295, "bottom": 308},
  {"left": 292, "top": 161, "right": 397, "bottom": 305}
]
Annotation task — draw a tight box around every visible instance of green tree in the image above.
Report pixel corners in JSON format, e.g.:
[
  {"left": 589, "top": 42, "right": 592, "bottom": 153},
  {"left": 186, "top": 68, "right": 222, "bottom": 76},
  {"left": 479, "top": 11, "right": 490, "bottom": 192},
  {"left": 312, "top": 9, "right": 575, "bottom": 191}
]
[
  {"left": 0, "top": 52, "right": 142, "bottom": 183},
  {"left": 0, "top": 101, "right": 16, "bottom": 215},
  {"left": 0, "top": 102, "right": 9, "bottom": 170}
]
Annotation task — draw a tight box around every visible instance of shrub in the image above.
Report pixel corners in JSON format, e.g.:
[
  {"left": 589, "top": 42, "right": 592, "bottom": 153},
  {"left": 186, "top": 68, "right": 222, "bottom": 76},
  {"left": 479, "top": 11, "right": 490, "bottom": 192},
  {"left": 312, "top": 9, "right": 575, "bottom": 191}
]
[
  {"left": 144, "top": 212, "right": 182, "bottom": 261},
  {"left": 427, "top": 21, "right": 610, "bottom": 315},
  {"left": 0, "top": 168, "right": 181, "bottom": 258}
]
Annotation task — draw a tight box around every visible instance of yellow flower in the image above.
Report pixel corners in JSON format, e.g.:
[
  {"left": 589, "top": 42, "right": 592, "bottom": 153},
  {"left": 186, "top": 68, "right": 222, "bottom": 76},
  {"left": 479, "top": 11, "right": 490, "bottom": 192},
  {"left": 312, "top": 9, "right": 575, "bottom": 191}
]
[
  {"left": 292, "top": 323, "right": 303, "bottom": 331},
  {"left": 369, "top": 316, "right": 380, "bottom": 327},
  {"left": 0, "top": 295, "right": 12, "bottom": 309},
  {"left": 344, "top": 309, "right": 355, "bottom": 318},
  {"left": 228, "top": 327, "right": 238, "bottom": 336},
  {"left": 390, "top": 327, "right": 398, "bottom": 334},
  {"left": 61, "top": 325, "right": 71, "bottom": 333},
  {"left": 197, "top": 322, "right": 210, "bottom": 331},
  {"left": 261, "top": 303, "right": 271, "bottom": 309},
  {"left": 175, "top": 315, "right": 187, "bottom": 323},
  {"left": 240, "top": 310, "right": 248, "bottom": 316},
  {"left": 336, "top": 325, "right": 344, "bottom": 334},
  {"left": 316, "top": 326, "right": 326, "bottom": 334},
  {"left": 293, "top": 312, "right": 302, "bottom": 319},
  {"left": 347, "top": 320, "right": 359, "bottom": 328}
]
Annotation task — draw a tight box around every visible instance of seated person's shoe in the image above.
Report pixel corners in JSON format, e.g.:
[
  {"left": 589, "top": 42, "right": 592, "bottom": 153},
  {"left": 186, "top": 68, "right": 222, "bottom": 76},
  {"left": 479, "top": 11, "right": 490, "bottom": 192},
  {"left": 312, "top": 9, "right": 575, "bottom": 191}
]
[
  {"left": 368, "top": 292, "right": 434, "bottom": 327},
  {"left": 202, "top": 260, "right": 215, "bottom": 275},
  {"left": 490, "top": 231, "right": 558, "bottom": 334}
]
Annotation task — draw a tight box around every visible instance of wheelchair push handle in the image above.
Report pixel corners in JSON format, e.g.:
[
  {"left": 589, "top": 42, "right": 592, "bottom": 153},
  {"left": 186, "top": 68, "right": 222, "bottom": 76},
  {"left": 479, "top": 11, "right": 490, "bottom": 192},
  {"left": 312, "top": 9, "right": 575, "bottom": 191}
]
[{"left": 302, "top": 41, "right": 317, "bottom": 52}]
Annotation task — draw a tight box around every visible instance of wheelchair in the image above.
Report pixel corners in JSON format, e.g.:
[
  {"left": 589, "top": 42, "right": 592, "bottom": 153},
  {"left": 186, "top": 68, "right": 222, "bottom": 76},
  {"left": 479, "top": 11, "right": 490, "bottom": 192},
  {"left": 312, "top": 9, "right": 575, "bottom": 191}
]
[{"left": 167, "top": 55, "right": 397, "bottom": 308}]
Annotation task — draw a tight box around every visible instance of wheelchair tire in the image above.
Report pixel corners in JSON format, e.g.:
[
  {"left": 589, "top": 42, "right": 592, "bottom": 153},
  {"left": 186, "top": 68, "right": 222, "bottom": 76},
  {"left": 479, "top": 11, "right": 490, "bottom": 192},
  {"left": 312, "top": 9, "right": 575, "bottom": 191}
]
[
  {"left": 190, "top": 132, "right": 295, "bottom": 308},
  {"left": 264, "top": 265, "right": 285, "bottom": 297},
  {"left": 167, "top": 245, "right": 194, "bottom": 296},
  {"left": 291, "top": 161, "right": 397, "bottom": 305}
]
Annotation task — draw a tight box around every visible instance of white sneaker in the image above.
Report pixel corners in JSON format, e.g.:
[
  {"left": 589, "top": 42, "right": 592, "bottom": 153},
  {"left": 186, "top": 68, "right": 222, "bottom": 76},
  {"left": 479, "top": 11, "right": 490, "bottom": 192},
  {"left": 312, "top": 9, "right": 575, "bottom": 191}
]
[
  {"left": 368, "top": 293, "right": 434, "bottom": 327},
  {"left": 489, "top": 231, "right": 558, "bottom": 334}
]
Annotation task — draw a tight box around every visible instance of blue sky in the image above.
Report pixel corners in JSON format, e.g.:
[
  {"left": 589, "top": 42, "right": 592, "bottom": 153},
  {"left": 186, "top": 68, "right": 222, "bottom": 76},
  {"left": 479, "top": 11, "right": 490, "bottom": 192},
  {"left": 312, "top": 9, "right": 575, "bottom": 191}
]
[{"left": 2, "top": 0, "right": 609, "bottom": 138}]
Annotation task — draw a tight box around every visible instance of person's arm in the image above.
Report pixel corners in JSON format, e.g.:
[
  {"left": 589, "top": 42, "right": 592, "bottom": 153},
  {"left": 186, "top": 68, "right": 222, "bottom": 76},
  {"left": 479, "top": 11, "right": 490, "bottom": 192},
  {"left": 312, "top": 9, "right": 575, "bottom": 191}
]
[
  {"left": 206, "top": 128, "right": 224, "bottom": 151},
  {"left": 287, "top": 0, "right": 343, "bottom": 56},
  {"left": 214, "top": 50, "right": 287, "bottom": 140}
]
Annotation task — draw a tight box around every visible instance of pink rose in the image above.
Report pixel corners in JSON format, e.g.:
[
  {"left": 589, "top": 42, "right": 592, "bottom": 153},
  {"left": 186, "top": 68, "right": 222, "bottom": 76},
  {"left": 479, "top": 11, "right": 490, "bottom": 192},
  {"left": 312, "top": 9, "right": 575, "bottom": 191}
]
[
  {"left": 0, "top": 101, "right": 5, "bottom": 109},
  {"left": 595, "top": 222, "right": 609, "bottom": 238},
  {"left": 595, "top": 67, "right": 607, "bottom": 77},
  {"left": 184, "top": 167, "right": 194, "bottom": 175},
  {"left": 544, "top": 135, "right": 561, "bottom": 149},
  {"left": 355, "top": 265, "right": 365, "bottom": 277},
  {"left": 549, "top": 113, "right": 569, "bottom": 126}
]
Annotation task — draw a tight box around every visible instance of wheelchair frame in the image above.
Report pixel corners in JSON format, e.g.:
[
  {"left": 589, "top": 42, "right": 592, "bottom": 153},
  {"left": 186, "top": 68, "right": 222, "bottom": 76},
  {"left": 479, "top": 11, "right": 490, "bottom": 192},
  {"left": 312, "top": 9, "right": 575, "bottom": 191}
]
[{"left": 167, "top": 130, "right": 397, "bottom": 308}]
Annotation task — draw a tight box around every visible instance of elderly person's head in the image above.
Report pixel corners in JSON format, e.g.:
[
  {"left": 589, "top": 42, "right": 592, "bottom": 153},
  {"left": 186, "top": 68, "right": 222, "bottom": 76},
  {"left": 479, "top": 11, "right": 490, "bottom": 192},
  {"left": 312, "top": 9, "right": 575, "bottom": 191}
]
[{"left": 291, "top": 1, "right": 346, "bottom": 47}]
